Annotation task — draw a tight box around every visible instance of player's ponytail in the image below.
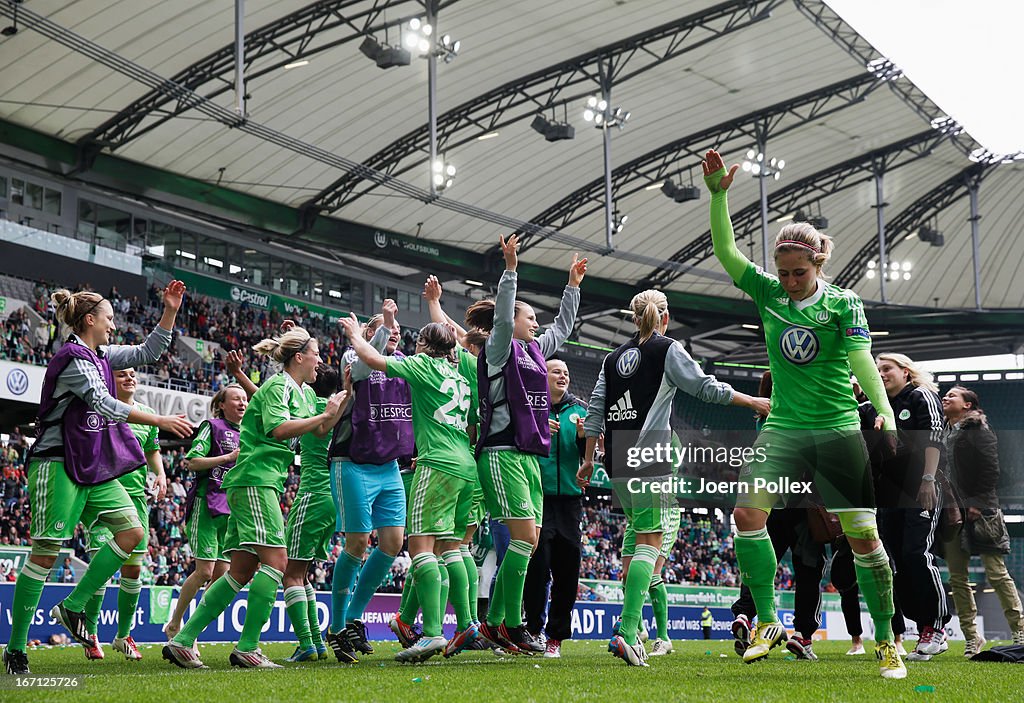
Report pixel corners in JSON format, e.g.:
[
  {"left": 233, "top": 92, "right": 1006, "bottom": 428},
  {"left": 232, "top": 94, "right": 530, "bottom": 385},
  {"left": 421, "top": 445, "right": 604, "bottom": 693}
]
[
  {"left": 630, "top": 290, "right": 668, "bottom": 344},
  {"left": 52, "top": 289, "right": 106, "bottom": 335},
  {"left": 252, "top": 327, "right": 313, "bottom": 366}
]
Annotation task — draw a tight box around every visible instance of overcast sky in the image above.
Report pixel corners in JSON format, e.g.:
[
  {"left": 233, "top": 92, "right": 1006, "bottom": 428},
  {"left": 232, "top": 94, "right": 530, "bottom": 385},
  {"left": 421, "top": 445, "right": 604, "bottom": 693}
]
[{"left": 826, "top": 0, "right": 1024, "bottom": 156}]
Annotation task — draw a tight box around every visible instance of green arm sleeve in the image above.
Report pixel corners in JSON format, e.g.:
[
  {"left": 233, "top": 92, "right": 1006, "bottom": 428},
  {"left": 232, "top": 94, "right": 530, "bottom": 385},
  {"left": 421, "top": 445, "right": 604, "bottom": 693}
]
[
  {"left": 705, "top": 168, "right": 751, "bottom": 283},
  {"left": 848, "top": 349, "right": 896, "bottom": 427}
]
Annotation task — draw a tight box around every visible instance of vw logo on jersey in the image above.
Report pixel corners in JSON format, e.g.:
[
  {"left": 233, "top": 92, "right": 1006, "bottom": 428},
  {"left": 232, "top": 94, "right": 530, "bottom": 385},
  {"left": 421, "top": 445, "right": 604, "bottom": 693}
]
[
  {"left": 6, "top": 369, "right": 29, "bottom": 396},
  {"left": 616, "top": 348, "right": 641, "bottom": 378},
  {"left": 779, "top": 326, "right": 819, "bottom": 365}
]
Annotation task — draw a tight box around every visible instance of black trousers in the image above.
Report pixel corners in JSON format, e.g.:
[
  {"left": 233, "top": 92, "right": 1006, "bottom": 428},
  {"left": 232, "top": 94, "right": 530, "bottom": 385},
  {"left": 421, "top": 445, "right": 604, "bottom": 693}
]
[
  {"left": 878, "top": 505, "right": 950, "bottom": 631},
  {"left": 731, "top": 509, "right": 826, "bottom": 638},
  {"left": 523, "top": 494, "right": 583, "bottom": 641}
]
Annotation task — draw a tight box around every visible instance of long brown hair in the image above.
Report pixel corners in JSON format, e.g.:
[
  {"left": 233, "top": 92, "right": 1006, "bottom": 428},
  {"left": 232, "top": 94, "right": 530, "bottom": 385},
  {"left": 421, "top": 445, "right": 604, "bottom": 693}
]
[
  {"left": 417, "top": 323, "right": 457, "bottom": 362},
  {"left": 464, "top": 299, "right": 528, "bottom": 332}
]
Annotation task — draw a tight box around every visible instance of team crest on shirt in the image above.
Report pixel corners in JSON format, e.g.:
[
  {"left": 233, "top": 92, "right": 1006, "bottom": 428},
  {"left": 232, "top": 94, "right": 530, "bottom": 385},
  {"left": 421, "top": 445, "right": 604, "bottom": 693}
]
[
  {"left": 815, "top": 310, "right": 830, "bottom": 323},
  {"left": 616, "top": 348, "right": 641, "bottom": 378},
  {"left": 779, "top": 326, "right": 819, "bottom": 365},
  {"left": 899, "top": 409, "right": 911, "bottom": 420}
]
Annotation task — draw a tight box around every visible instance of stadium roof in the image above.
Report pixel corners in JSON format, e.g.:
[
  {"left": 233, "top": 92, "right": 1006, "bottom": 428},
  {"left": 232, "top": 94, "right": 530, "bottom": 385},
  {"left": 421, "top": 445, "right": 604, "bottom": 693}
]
[{"left": 2, "top": 0, "right": 1023, "bottom": 361}]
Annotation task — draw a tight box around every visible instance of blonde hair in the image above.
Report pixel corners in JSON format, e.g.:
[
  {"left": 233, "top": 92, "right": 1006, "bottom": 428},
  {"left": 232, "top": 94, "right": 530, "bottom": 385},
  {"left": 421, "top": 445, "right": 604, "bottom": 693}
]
[
  {"left": 630, "top": 290, "right": 668, "bottom": 344},
  {"left": 252, "top": 326, "right": 313, "bottom": 365},
  {"left": 774, "top": 222, "right": 833, "bottom": 277},
  {"left": 51, "top": 289, "right": 107, "bottom": 335},
  {"left": 210, "top": 383, "right": 245, "bottom": 419},
  {"left": 364, "top": 314, "right": 384, "bottom": 339},
  {"left": 876, "top": 352, "right": 938, "bottom": 394}
]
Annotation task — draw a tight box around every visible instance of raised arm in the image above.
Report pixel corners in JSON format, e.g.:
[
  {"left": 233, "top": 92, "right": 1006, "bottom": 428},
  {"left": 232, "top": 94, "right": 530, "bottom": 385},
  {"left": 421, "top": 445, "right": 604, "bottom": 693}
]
[
  {"left": 423, "top": 275, "right": 468, "bottom": 345},
  {"left": 537, "top": 253, "right": 586, "bottom": 358},
  {"left": 106, "top": 280, "right": 185, "bottom": 369},
  {"left": 484, "top": 235, "right": 520, "bottom": 368},
  {"left": 225, "top": 349, "right": 259, "bottom": 398},
  {"left": 702, "top": 150, "right": 751, "bottom": 283},
  {"left": 339, "top": 313, "right": 388, "bottom": 373}
]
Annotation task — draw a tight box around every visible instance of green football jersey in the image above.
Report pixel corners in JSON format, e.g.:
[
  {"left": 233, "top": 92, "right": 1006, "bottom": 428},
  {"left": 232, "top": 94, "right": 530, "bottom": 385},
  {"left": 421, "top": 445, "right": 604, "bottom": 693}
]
[
  {"left": 738, "top": 260, "right": 871, "bottom": 430},
  {"left": 117, "top": 402, "right": 160, "bottom": 497},
  {"left": 186, "top": 418, "right": 240, "bottom": 498},
  {"left": 223, "top": 372, "right": 318, "bottom": 493},
  {"left": 297, "top": 397, "right": 331, "bottom": 496},
  {"left": 456, "top": 346, "right": 479, "bottom": 426},
  {"left": 385, "top": 353, "right": 475, "bottom": 481}
]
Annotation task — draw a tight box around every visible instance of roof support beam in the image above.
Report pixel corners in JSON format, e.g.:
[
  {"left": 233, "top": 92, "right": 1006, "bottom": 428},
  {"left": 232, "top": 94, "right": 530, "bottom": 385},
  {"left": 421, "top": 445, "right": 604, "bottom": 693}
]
[
  {"left": 75, "top": 0, "right": 451, "bottom": 158},
  {"left": 517, "top": 72, "right": 881, "bottom": 253},
  {"left": 300, "top": 0, "right": 783, "bottom": 215},
  {"left": 645, "top": 129, "right": 946, "bottom": 287},
  {"left": 834, "top": 163, "right": 994, "bottom": 287}
]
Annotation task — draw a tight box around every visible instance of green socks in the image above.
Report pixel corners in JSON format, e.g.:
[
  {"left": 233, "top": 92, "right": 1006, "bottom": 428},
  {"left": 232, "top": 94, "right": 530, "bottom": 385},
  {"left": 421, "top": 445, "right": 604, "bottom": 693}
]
[
  {"left": 649, "top": 574, "right": 669, "bottom": 641},
  {"left": 237, "top": 565, "right": 284, "bottom": 652},
  {"left": 411, "top": 553, "right": 442, "bottom": 638},
  {"left": 8, "top": 560, "right": 49, "bottom": 651},
  {"left": 853, "top": 545, "right": 895, "bottom": 642},
  {"left": 285, "top": 585, "right": 313, "bottom": 649},
  {"left": 85, "top": 588, "right": 105, "bottom": 637},
  {"left": 460, "top": 545, "right": 479, "bottom": 622},
  {"left": 443, "top": 550, "right": 472, "bottom": 631},
  {"left": 398, "top": 569, "right": 419, "bottom": 623},
  {"left": 173, "top": 574, "right": 243, "bottom": 648},
  {"left": 117, "top": 577, "right": 142, "bottom": 639},
  {"left": 65, "top": 541, "right": 130, "bottom": 612},
  {"left": 437, "top": 560, "right": 450, "bottom": 629},
  {"left": 488, "top": 539, "right": 532, "bottom": 628},
  {"left": 305, "top": 583, "right": 323, "bottom": 648},
  {"left": 735, "top": 528, "right": 778, "bottom": 623},
  {"left": 621, "top": 545, "right": 658, "bottom": 646}
]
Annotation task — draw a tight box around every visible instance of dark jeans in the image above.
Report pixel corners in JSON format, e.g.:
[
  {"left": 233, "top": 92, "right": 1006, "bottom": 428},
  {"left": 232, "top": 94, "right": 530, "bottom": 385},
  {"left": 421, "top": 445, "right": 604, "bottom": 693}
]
[
  {"left": 523, "top": 495, "right": 583, "bottom": 641},
  {"left": 731, "top": 509, "right": 826, "bottom": 638}
]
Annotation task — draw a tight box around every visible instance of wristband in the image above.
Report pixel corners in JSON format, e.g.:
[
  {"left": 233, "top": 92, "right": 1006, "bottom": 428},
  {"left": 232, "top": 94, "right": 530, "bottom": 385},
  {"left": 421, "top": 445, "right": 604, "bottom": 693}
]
[{"left": 920, "top": 474, "right": 936, "bottom": 482}]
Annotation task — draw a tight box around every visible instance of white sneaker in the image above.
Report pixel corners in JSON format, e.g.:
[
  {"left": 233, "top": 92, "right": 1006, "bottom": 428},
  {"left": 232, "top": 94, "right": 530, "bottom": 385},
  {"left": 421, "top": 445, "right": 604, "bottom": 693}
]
[
  {"left": 964, "top": 636, "right": 987, "bottom": 658},
  {"left": 395, "top": 635, "right": 446, "bottom": 663},
  {"left": 649, "top": 638, "right": 674, "bottom": 656},
  {"left": 543, "top": 639, "right": 561, "bottom": 658},
  {"left": 895, "top": 641, "right": 908, "bottom": 657},
  {"left": 112, "top": 636, "right": 142, "bottom": 661},
  {"left": 638, "top": 622, "right": 650, "bottom": 643},
  {"left": 915, "top": 626, "right": 947, "bottom": 656},
  {"left": 1013, "top": 630, "right": 1024, "bottom": 646},
  {"left": 846, "top": 642, "right": 866, "bottom": 655},
  {"left": 229, "top": 647, "right": 283, "bottom": 669}
]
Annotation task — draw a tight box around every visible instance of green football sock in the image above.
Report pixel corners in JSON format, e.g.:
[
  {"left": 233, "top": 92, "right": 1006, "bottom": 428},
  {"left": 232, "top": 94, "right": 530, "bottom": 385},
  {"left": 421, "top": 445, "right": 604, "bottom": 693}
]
[
  {"left": 460, "top": 545, "right": 479, "bottom": 622},
  {"left": 649, "top": 574, "right": 669, "bottom": 641},
  {"left": 65, "top": 541, "right": 131, "bottom": 612},
  {"left": 173, "top": 574, "right": 243, "bottom": 647},
  {"left": 285, "top": 585, "right": 313, "bottom": 649},
  {"left": 437, "top": 560, "right": 450, "bottom": 631},
  {"left": 443, "top": 550, "right": 472, "bottom": 631},
  {"left": 117, "top": 577, "right": 142, "bottom": 639},
  {"left": 237, "top": 565, "right": 284, "bottom": 652},
  {"left": 304, "top": 584, "right": 323, "bottom": 647},
  {"left": 853, "top": 545, "right": 895, "bottom": 642},
  {"left": 85, "top": 587, "right": 105, "bottom": 636},
  {"left": 499, "top": 539, "right": 533, "bottom": 628},
  {"left": 621, "top": 545, "right": 658, "bottom": 646},
  {"left": 411, "top": 554, "right": 442, "bottom": 638},
  {"left": 8, "top": 560, "right": 49, "bottom": 651},
  {"left": 398, "top": 569, "right": 420, "bottom": 623},
  {"left": 735, "top": 527, "right": 778, "bottom": 623},
  {"left": 485, "top": 563, "right": 505, "bottom": 627}
]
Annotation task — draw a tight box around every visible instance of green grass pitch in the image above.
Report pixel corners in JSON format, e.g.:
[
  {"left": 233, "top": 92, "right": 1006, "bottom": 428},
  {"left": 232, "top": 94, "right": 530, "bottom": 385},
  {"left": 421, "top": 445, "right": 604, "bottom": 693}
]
[{"left": 4, "top": 639, "right": 1018, "bottom": 702}]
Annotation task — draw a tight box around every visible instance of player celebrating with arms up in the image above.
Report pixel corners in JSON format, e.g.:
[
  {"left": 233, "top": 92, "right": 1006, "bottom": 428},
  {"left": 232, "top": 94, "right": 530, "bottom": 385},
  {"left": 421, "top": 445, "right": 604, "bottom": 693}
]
[{"left": 702, "top": 148, "right": 904, "bottom": 679}]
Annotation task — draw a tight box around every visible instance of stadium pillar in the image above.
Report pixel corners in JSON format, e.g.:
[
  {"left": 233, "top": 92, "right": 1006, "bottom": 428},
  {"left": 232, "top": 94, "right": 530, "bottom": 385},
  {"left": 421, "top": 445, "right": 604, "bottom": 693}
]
[
  {"left": 600, "top": 66, "right": 614, "bottom": 253},
  {"left": 427, "top": 0, "right": 439, "bottom": 197},
  {"left": 234, "top": 0, "right": 245, "bottom": 118},
  {"left": 872, "top": 164, "right": 888, "bottom": 304},
  {"left": 756, "top": 130, "right": 769, "bottom": 268},
  {"left": 968, "top": 181, "right": 982, "bottom": 311}
]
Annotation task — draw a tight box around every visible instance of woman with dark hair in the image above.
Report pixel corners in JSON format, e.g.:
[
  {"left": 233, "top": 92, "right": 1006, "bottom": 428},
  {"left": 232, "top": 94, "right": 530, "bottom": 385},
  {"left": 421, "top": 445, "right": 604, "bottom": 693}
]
[
  {"left": 941, "top": 386, "right": 1024, "bottom": 656},
  {"left": 340, "top": 316, "right": 478, "bottom": 663},
  {"left": 3, "top": 283, "right": 192, "bottom": 675}
]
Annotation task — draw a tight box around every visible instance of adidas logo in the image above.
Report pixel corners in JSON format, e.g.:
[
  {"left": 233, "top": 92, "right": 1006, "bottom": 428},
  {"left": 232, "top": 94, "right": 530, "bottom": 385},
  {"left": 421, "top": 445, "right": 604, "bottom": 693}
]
[{"left": 606, "top": 390, "right": 637, "bottom": 422}]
